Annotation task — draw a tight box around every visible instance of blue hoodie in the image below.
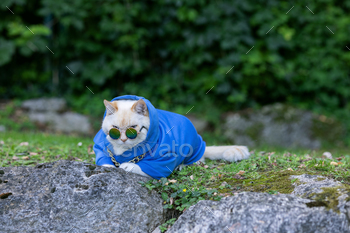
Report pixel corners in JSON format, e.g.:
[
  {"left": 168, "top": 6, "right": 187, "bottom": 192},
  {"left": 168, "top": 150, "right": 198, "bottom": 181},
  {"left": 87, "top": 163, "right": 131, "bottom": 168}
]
[{"left": 93, "top": 95, "right": 206, "bottom": 179}]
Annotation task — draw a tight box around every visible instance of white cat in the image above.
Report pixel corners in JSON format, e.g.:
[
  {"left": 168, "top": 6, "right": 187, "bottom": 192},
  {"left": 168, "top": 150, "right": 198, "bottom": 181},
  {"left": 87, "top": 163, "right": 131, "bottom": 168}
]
[{"left": 93, "top": 96, "right": 250, "bottom": 179}]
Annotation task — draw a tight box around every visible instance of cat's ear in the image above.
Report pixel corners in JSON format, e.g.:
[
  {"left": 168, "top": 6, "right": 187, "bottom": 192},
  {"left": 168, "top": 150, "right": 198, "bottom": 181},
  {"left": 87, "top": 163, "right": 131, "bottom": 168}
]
[
  {"left": 104, "top": 100, "right": 117, "bottom": 115},
  {"left": 131, "top": 99, "right": 148, "bottom": 116}
]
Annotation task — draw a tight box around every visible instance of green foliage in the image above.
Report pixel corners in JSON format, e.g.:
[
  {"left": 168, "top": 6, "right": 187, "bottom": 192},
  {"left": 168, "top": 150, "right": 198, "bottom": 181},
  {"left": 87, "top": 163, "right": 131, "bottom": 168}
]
[
  {"left": 159, "top": 218, "right": 177, "bottom": 233},
  {"left": 0, "top": 101, "right": 36, "bottom": 131},
  {"left": 0, "top": 0, "right": 350, "bottom": 129},
  {"left": 139, "top": 176, "right": 221, "bottom": 212}
]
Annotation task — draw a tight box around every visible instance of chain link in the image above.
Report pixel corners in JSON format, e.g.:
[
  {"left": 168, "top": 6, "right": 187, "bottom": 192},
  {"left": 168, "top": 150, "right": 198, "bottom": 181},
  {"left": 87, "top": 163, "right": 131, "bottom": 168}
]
[{"left": 107, "top": 149, "right": 146, "bottom": 167}]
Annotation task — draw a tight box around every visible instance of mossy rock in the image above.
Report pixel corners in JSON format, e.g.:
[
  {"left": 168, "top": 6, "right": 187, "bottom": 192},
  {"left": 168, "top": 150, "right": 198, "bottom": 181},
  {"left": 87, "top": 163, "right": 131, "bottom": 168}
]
[
  {"left": 291, "top": 174, "right": 350, "bottom": 213},
  {"left": 307, "top": 186, "right": 350, "bottom": 213}
]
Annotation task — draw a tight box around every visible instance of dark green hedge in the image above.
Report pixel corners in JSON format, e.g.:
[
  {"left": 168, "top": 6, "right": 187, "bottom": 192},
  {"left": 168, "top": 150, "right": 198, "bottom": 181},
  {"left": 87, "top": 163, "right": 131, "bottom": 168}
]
[{"left": 1, "top": 0, "right": 350, "bottom": 123}]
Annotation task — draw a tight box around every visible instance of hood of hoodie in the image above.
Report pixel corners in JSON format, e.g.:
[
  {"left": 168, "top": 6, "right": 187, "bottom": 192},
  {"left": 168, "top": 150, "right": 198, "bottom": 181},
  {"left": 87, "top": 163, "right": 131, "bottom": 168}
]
[{"left": 102, "top": 95, "right": 160, "bottom": 159}]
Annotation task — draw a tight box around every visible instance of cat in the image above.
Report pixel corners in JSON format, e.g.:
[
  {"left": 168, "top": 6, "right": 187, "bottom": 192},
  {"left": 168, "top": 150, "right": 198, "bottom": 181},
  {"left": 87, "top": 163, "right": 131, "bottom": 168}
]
[{"left": 93, "top": 95, "right": 250, "bottom": 179}]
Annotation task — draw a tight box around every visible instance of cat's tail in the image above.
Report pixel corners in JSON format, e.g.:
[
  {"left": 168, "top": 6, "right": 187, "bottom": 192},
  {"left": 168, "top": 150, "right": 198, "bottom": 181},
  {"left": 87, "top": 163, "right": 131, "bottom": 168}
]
[{"left": 202, "top": 145, "right": 250, "bottom": 162}]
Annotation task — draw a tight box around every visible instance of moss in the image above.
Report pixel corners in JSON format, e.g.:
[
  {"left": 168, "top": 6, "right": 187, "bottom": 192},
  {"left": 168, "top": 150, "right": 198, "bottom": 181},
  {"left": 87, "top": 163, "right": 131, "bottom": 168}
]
[
  {"left": 316, "top": 177, "right": 326, "bottom": 181},
  {"left": 308, "top": 185, "right": 350, "bottom": 213},
  {"left": 208, "top": 170, "right": 305, "bottom": 194},
  {"left": 305, "top": 201, "right": 327, "bottom": 208}
]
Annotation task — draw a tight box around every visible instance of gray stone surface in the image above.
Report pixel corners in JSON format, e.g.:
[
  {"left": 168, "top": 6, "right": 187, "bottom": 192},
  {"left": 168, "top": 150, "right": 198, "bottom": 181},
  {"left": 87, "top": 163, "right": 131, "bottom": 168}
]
[
  {"left": 291, "top": 174, "right": 350, "bottom": 218},
  {"left": 223, "top": 103, "right": 345, "bottom": 149},
  {"left": 22, "top": 98, "right": 66, "bottom": 112},
  {"left": 28, "top": 111, "right": 91, "bottom": 134},
  {"left": 291, "top": 174, "right": 343, "bottom": 197},
  {"left": 0, "top": 160, "right": 165, "bottom": 233},
  {"left": 21, "top": 98, "right": 92, "bottom": 134},
  {"left": 167, "top": 192, "right": 350, "bottom": 233}
]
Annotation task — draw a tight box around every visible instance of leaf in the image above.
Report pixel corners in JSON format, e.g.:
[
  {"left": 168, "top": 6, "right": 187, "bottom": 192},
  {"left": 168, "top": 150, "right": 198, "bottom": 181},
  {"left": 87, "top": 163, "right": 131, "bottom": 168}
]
[
  {"left": 220, "top": 181, "right": 228, "bottom": 187},
  {"left": 287, "top": 168, "right": 293, "bottom": 171},
  {"left": 322, "top": 152, "right": 332, "bottom": 159},
  {"left": 161, "top": 192, "right": 168, "bottom": 201},
  {"left": 330, "top": 161, "right": 338, "bottom": 166},
  {"left": 233, "top": 174, "right": 245, "bottom": 179},
  {"left": 291, "top": 178, "right": 298, "bottom": 183},
  {"left": 19, "top": 142, "right": 29, "bottom": 146},
  {"left": 236, "top": 170, "right": 245, "bottom": 175},
  {"left": 87, "top": 146, "right": 95, "bottom": 155},
  {"left": 204, "top": 165, "right": 209, "bottom": 169},
  {"left": 22, "top": 156, "right": 29, "bottom": 160},
  {"left": 29, "top": 152, "right": 38, "bottom": 156},
  {"left": 190, "top": 175, "right": 194, "bottom": 180},
  {"left": 0, "top": 38, "right": 15, "bottom": 66},
  {"left": 168, "top": 179, "right": 177, "bottom": 183},
  {"left": 12, "top": 156, "right": 19, "bottom": 160}
]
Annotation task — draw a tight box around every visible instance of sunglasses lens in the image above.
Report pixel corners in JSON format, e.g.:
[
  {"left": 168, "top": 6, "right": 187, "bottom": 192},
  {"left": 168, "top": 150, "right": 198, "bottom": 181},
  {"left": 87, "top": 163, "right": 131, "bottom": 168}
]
[
  {"left": 109, "top": 128, "right": 120, "bottom": 139},
  {"left": 126, "top": 128, "right": 137, "bottom": 139}
]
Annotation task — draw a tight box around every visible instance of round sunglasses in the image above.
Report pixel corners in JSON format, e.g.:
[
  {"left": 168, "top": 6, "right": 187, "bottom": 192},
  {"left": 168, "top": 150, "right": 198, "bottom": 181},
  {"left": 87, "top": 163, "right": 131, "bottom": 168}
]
[{"left": 109, "top": 126, "right": 147, "bottom": 140}]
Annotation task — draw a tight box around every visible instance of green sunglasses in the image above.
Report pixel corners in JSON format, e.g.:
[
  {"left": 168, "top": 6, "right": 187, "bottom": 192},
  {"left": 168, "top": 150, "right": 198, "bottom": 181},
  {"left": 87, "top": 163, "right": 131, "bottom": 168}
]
[{"left": 109, "top": 126, "right": 147, "bottom": 140}]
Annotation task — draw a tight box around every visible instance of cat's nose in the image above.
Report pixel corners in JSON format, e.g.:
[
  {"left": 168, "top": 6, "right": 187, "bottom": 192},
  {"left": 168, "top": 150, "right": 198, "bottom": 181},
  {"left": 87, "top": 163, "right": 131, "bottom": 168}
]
[{"left": 120, "top": 138, "right": 127, "bottom": 142}]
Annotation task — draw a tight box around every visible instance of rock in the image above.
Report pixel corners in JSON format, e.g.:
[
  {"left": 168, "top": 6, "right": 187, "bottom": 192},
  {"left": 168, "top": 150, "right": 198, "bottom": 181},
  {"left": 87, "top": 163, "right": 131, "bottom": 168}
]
[
  {"left": 220, "top": 181, "right": 228, "bottom": 187},
  {"left": 151, "top": 226, "right": 162, "bottom": 233},
  {"left": 28, "top": 111, "right": 91, "bottom": 134},
  {"left": 0, "top": 125, "right": 5, "bottom": 132},
  {"left": 223, "top": 103, "right": 345, "bottom": 149},
  {"left": 21, "top": 98, "right": 92, "bottom": 134},
  {"left": 27, "top": 111, "right": 56, "bottom": 124},
  {"left": 22, "top": 98, "right": 66, "bottom": 112},
  {"left": 53, "top": 112, "right": 91, "bottom": 134},
  {"left": 322, "top": 152, "right": 333, "bottom": 159},
  {"left": 0, "top": 160, "right": 165, "bottom": 233},
  {"left": 186, "top": 115, "right": 209, "bottom": 134},
  {"left": 168, "top": 192, "right": 350, "bottom": 233},
  {"left": 291, "top": 174, "right": 350, "bottom": 217}
]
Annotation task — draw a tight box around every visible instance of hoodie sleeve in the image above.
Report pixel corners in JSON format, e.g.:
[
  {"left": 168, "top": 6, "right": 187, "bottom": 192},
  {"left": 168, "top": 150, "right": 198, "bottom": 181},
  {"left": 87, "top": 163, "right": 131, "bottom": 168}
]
[
  {"left": 93, "top": 129, "right": 114, "bottom": 166},
  {"left": 136, "top": 152, "right": 183, "bottom": 179}
]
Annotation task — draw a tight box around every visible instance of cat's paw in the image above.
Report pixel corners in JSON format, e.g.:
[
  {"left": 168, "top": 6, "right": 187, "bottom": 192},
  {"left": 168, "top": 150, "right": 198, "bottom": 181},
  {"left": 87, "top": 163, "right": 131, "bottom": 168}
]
[
  {"left": 222, "top": 146, "right": 250, "bottom": 162},
  {"left": 176, "top": 164, "right": 186, "bottom": 171},
  {"left": 119, "top": 162, "right": 140, "bottom": 173},
  {"left": 119, "top": 163, "right": 151, "bottom": 177}
]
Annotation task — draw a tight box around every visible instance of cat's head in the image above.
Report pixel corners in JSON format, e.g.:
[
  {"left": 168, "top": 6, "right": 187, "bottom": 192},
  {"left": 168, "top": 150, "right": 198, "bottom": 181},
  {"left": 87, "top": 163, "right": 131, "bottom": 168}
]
[{"left": 102, "top": 99, "right": 150, "bottom": 155}]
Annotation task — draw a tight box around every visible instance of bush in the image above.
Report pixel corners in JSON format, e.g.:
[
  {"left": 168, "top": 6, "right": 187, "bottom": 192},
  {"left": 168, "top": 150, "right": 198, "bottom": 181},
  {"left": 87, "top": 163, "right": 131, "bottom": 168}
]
[{"left": 0, "top": 0, "right": 349, "bottom": 125}]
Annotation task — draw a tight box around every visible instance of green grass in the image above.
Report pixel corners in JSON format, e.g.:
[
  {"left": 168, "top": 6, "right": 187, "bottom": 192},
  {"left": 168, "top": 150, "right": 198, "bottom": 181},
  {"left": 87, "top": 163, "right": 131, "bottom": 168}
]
[
  {"left": 1, "top": 131, "right": 350, "bottom": 232},
  {"left": 0, "top": 131, "right": 94, "bottom": 166}
]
